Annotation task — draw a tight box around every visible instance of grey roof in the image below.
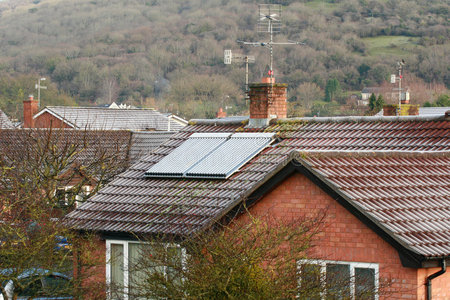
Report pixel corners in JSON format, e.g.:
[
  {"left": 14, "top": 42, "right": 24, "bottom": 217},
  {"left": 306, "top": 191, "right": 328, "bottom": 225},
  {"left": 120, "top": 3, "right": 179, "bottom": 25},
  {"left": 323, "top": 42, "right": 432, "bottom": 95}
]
[
  {"left": 376, "top": 107, "right": 450, "bottom": 117},
  {"left": 361, "top": 87, "right": 383, "bottom": 94},
  {"left": 419, "top": 107, "right": 450, "bottom": 116},
  {"left": 129, "top": 131, "right": 176, "bottom": 164},
  {"left": 0, "top": 109, "right": 14, "bottom": 128},
  {"left": 35, "top": 106, "right": 187, "bottom": 131}
]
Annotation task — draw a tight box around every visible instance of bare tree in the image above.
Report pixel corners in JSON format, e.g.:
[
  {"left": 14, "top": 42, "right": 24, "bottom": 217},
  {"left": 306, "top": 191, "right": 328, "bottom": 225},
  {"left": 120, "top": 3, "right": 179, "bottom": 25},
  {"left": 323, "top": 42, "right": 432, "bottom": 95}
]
[{"left": 0, "top": 128, "right": 130, "bottom": 299}]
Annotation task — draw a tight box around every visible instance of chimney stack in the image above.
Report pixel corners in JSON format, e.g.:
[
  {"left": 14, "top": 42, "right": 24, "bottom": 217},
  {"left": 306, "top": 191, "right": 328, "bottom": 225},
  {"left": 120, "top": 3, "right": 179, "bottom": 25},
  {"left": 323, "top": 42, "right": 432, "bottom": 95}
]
[
  {"left": 216, "top": 107, "right": 227, "bottom": 119},
  {"left": 23, "top": 94, "right": 38, "bottom": 128},
  {"left": 382, "top": 104, "right": 419, "bottom": 116},
  {"left": 248, "top": 77, "right": 287, "bottom": 127}
]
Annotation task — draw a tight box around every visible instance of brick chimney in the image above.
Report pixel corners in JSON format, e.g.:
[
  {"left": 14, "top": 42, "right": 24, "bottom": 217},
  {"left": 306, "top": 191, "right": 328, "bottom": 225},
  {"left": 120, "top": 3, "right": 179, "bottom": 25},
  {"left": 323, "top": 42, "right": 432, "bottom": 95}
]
[
  {"left": 382, "top": 104, "right": 419, "bottom": 116},
  {"left": 23, "top": 94, "right": 38, "bottom": 128},
  {"left": 248, "top": 77, "right": 287, "bottom": 127},
  {"left": 216, "top": 107, "right": 227, "bottom": 118}
]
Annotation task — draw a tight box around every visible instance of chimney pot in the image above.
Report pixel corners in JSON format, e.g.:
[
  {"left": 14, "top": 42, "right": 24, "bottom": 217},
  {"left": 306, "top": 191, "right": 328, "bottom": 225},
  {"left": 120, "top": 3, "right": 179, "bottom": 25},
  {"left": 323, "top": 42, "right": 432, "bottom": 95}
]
[
  {"left": 261, "top": 77, "right": 275, "bottom": 84},
  {"left": 216, "top": 107, "right": 227, "bottom": 119}
]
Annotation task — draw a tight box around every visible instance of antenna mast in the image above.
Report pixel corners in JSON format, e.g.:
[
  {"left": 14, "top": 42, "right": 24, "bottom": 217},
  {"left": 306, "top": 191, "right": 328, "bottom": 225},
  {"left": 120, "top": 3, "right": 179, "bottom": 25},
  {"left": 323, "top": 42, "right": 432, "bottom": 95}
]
[
  {"left": 237, "top": 4, "right": 304, "bottom": 99},
  {"left": 391, "top": 59, "right": 405, "bottom": 116},
  {"left": 224, "top": 49, "right": 255, "bottom": 99}
]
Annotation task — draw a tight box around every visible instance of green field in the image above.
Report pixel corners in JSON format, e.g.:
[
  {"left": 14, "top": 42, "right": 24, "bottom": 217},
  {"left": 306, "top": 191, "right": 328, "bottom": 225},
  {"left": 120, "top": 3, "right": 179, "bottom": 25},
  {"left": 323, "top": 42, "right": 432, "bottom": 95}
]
[
  {"left": 304, "top": 0, "right": 340, "bottom": 12},
  {"left": 362, "top": 35, "right": 421, "bottom": 57}
]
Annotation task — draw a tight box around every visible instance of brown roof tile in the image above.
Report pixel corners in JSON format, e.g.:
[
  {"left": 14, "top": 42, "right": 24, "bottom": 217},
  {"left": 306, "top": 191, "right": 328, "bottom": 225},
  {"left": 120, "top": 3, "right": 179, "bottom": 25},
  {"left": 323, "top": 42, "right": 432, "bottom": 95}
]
[
  {"left": 300, "top": 151, "right": 450, "bottom": 258},
  {"left": 66, "top": 116, "right": 450, "bottom": 256}
]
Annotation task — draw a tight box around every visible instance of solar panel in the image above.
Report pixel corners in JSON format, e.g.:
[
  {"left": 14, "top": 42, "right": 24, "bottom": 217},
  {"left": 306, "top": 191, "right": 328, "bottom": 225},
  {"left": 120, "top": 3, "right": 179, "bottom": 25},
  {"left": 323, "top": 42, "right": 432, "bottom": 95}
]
[
  {"left": 145, "top": 133, "right": 275, "bottom": 179},
  {"left": 144, "top": 133, "right": 231, "bottom": 177},
  {"left": 185, "top": 132, "right": 275, "bottom": 179}
]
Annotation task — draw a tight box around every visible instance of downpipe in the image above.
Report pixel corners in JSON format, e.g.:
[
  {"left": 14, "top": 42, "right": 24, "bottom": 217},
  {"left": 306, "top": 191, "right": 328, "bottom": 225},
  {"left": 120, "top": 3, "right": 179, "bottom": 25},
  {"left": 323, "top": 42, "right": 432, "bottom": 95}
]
[{"left": 426, "top": 259, "right": 446, "bottom": 300}]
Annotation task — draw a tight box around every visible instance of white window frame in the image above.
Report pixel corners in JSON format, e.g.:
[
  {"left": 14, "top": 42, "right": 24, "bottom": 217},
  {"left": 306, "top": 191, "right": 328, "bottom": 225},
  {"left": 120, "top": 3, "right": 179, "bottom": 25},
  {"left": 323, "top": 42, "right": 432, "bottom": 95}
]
[
  {"left": 298, "top": 259, "right": 379, "bottom": 300},
  {"left": 55, "top": 185, "right": 92, "bottom": 207},
  {"left": 106, "top": 239, "right": 186, "bottom": 300}
]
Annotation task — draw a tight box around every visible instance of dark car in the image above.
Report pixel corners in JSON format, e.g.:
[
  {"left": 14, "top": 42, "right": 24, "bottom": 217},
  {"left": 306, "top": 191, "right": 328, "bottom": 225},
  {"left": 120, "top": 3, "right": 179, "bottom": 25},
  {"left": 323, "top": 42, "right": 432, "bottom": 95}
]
[{"left": 0, "top": 269, "right": 72, "bottom": 300}]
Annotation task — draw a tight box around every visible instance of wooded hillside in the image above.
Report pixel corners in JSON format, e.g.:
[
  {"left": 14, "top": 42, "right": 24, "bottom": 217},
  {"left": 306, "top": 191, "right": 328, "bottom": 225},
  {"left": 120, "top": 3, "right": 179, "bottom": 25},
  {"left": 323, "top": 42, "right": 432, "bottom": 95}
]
[{"left": 0, "top": 0, "right": 448, "bottom": 119}]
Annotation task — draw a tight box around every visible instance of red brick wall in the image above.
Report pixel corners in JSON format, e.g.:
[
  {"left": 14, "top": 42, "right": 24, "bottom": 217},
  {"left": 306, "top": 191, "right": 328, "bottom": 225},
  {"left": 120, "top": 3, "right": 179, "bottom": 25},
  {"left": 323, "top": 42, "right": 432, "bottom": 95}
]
[
  {"left": 34, "top": 112, "right": 72, "bottom": 128},
  {"left": 248, "top": 83, "right": 287, "bottom": 119},
  {"left": 417, "top": 267, "right": 450, "bottom": 300},
  {"left": 75, "top": 236, "right": 106, "bottom": 299},
  {"left": 244, "top": 172, "right": 421, "bottom": 299}
]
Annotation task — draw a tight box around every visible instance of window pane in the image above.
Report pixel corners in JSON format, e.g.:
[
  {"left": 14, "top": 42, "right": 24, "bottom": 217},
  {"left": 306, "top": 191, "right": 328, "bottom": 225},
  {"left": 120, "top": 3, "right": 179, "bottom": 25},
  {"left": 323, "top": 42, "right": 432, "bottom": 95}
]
[
  {"left": 110, "top": 243, "right": 124, "bottom": 300},
  {"left": 129, "top": 243, "right": 148, "bottom": 299},
  {"left": 17, "top": 277, "right": 42, "bottom": 297},
  {"left": 299, "top": 264, "right": 322, "bottom": 300},
  {"left": 42, "top": 275, "right": 71, "bottom": 296},
  {"left": 166, "top": 246, "right": 182, "bottom": 285},
  {"left": 326, "top": 264, "right": 350, "bottom": 299},
  {"left": 355, "top": 268, "right": 375, "bottom": 300},
  {"left": 128, "top": 243, "right": 164, "bottom": 300}
]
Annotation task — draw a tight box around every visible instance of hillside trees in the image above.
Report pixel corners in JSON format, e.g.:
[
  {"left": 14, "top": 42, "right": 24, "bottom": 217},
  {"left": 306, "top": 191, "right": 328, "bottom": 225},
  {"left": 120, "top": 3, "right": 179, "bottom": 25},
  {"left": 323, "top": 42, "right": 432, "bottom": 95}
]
[
  {"left": 0, "top": 74, "right": 76, "bottom": 119},
  {"left": 325, "top": 78, "right": 341, "bottom": 102},
  {"left": 294, "top": 82, "right": 324, "bottom": 109},
  {"left": 368, "top": 93, "right": 384, "bottom": 113},
  {"left": 424, "top": 94, "right": 450, "bottom": 107},
  {"left": 0, "top": 0, "right": 448, "bottom": 118}
]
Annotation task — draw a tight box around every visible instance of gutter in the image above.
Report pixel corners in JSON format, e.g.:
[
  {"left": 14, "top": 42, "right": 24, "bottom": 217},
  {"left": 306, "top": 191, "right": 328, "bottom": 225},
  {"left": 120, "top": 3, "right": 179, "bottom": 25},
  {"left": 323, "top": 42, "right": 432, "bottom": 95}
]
[{"left": 426, "top": 259, "right": 446, "bottom": 300}]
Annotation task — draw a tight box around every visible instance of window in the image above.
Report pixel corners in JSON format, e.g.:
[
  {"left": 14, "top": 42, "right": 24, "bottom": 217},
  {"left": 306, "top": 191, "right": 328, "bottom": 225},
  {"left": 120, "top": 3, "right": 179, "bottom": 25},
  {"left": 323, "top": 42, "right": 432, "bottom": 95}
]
[
  {"left": 55, "top": 185, "right": 91, "bottom": 207},
  {"left": 42, "top": 275, "right": 71, "bottom": 296},
  {"left": 298, "top": 260, "right": 379, "bottom": 300},
  {"left": 17, "top": 276, "right": 42, "bottom": 297},
  {"left": 106, "top": 240, "right": 185, "bottom": 300}
]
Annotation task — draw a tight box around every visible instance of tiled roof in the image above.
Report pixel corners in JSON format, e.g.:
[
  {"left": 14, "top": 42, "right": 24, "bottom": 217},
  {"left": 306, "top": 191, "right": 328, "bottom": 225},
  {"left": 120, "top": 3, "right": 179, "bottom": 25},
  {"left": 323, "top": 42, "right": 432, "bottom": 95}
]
[
  {"left": 0, "top": 129, "right": 132, "bottom": 169},
  {"left": 66, "top": 115, "right": 450, "bottom": 251},
  {"left": 129, "top": 131, "right": 176, "bottom": 164},
  {"left": 35, "top": 106, "right": 187, "bottom": 131},
  {"left": 0, "top": 129, "right": 174, "bottom": 170},
  {"left": 0, "top": 109, "right": 14, "bottom": 128},
  {"left": 300, "top": 152, "right": 450, "bottom": 258}
]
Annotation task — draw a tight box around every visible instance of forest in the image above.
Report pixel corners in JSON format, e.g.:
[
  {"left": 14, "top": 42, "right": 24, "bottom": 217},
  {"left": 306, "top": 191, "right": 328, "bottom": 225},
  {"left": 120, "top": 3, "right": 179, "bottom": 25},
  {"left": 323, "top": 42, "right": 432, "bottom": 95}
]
[{"left": 0, "top": 0, "right": 448, "bottom": 119}]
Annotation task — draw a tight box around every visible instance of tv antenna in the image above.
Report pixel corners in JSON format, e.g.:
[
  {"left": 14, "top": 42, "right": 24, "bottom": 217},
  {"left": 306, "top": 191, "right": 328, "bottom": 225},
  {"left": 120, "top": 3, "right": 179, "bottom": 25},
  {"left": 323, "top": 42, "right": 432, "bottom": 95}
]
[
  {"left": 390, "top": 59, "right": 406, "bottom": 116},
  {"left": 224, "top": 49, "right": 256, "bottom": 99},
  {"left": 35, "top": 77, "right": 47, "bottom": 108},
  {"left": 237, "top": 4, "right": 304, "bottom": 85}
]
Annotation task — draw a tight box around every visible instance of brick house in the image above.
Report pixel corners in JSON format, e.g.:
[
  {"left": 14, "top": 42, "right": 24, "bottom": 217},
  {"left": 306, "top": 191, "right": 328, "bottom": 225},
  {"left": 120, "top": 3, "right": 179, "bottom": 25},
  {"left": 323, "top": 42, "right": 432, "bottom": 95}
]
[
  {"left": 22, "top": 95, "right": 187, "bottom": 131},
  {"left": 14, "top": 97, "right": 186, "bottom": 200},
  {"left": 66, "top": 79, "right": 450, "bottom": 299}
]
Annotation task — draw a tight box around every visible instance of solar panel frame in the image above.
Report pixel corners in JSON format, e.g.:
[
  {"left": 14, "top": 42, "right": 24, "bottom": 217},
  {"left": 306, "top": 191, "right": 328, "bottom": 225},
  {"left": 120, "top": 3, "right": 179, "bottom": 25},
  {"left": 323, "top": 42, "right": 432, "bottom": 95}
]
[
  {"left": 144, "top": 133, "right": 232, "bottom": 177},
  {"left": 185, "top": 133, "right": 275, "bottom": 179}
]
